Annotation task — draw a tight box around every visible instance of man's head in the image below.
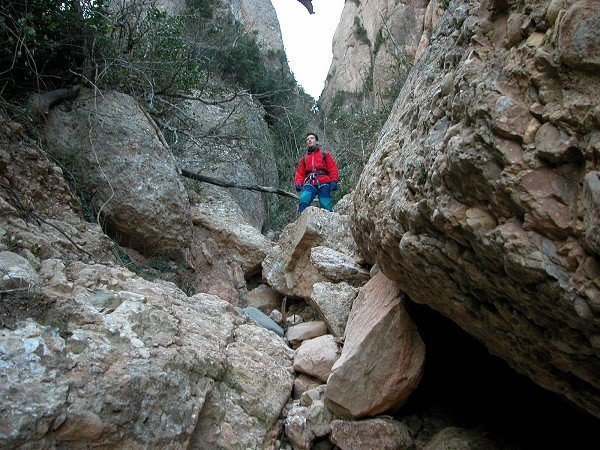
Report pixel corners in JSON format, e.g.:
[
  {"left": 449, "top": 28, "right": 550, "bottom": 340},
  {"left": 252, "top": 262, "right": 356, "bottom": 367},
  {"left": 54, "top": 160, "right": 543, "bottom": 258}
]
[{"left": 306, "top": 132, "right": 319, "bottom": 149}]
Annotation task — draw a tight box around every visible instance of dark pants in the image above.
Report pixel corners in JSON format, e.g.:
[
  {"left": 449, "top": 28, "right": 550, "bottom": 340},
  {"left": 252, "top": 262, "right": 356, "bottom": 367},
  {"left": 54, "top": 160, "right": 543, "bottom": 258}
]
[{"left": 298, "top": 183, "right": 333, "bottom": 213}]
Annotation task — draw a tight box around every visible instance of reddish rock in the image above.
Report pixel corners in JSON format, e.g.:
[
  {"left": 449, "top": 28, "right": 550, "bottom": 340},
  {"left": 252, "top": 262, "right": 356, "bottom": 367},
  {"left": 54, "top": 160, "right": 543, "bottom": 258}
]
[
  {"left": 583, "top": 171, "right": 600, "bottom": 255},
  {"left": 534, "top": 122, "right": 581, "bottom": 164},
  {"left": 293, "top": 374, "right": 322, "bottom": 399},
  {"left": 325, "top": 272, "right": 425, "bottom": 418},
  {"left": 559, "top": 0, "right": 600, "bottom": 72},
  {"left": 293, "top": 335, "right": 340, "bottom": 382}
]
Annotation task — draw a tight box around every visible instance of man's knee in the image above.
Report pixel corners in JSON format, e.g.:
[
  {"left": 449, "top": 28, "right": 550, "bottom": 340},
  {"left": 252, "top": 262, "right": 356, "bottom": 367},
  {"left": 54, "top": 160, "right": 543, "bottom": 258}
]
[
  {"left": 317, "top": 185, "right": 333, "bottom": 211},
  {"left": 320, "top": 198, "right": 333, "bottom": 211},
  {"left": 298, "top": 186, "right": 316, "bottom": 212}
]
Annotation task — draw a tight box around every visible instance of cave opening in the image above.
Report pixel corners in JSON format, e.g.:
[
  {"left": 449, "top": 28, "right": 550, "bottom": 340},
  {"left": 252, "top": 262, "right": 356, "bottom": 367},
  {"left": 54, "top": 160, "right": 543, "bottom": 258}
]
[{"left": 399, "top": 299, "right": 599, "bottom": 449}]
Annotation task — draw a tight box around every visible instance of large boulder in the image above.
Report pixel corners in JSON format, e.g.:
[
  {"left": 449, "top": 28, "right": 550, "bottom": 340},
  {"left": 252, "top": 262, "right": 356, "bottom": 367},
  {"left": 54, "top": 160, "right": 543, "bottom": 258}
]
[
  {"left": 262, "top": 207, "right": 364, "bottom": 299},
  {"left": 1, "top": 261, "right": 293, "bottom": 449},
  {"left": 325, "top": 271, "right": 425, "bottom": 419},
  {"left": 310, "top": 281, "right": 359, "bottom": 337},
  {"left": 189, "top": 196, "right": 272, "bottom": 303},
  {"left": 190, "top": 324, "right": 293, "bottom": 449},
  {"left": 42, "top": 91, "right": 192, "bottom": 259},
  {"left": 351, "top": 0, "right": 600, "bottom": 417},
  {"left": 172, "top": 90, "right": 279, "bottom": 230},
  {"left": 293, "top": 334, "right": 340, "bottom": 383}
]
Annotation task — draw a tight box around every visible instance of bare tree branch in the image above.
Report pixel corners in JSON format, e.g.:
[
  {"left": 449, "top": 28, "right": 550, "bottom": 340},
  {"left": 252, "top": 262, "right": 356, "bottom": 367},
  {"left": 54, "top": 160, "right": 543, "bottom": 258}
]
[
  {"left": 180, "top": 169, "right": 299, "bottom": 200},
  {"left": 162, "top": 90, "right": 245, "bottom": 105}
]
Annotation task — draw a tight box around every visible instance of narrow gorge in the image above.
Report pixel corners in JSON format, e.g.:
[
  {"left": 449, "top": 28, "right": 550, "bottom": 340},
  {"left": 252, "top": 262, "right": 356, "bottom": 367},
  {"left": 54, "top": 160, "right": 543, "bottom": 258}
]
[{"left": 0, "top": 0, "right": 598, "bottom": 449}]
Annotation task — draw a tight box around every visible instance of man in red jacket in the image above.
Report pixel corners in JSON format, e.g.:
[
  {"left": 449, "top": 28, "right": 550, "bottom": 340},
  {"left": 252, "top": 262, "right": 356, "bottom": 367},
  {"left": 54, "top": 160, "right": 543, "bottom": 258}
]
[{"left": 294, "top": 132, "right": 340, "bottom": 213}]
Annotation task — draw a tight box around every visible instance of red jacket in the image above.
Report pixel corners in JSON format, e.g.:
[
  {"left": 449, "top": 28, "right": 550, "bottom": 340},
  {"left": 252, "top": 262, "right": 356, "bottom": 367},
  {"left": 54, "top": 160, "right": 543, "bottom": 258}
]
[{"left": 294, "top": 148, "right": 340, "bottom": 186}]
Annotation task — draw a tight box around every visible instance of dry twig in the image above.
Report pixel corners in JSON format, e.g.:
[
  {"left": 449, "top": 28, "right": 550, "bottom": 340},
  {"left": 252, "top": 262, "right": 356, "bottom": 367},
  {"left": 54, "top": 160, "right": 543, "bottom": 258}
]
[{"left": 180, "top": 169, "right": 299, "bottom": 200}]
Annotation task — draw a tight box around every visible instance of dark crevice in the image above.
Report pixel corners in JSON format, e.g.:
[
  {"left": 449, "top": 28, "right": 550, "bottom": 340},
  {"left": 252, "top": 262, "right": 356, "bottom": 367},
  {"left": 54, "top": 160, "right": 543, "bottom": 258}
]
[{"left": 399, "top": 298, "right": 599, "bottom": 449}]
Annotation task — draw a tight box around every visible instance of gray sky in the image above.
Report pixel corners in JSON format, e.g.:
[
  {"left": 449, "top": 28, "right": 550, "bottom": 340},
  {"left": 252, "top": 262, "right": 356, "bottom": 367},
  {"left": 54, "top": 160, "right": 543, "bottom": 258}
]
[{"left": 271, "top": 0, "right": 345, "bottom": 99}]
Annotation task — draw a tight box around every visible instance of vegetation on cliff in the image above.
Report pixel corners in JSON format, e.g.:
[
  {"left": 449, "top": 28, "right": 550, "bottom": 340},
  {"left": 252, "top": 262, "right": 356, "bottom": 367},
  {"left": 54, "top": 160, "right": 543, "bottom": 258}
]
[
  {"left": 0, "top": 0, "right": 320, "bottom": 228},
  {"left": 0, "top": 0, "right": 297, "bottom": 114}
]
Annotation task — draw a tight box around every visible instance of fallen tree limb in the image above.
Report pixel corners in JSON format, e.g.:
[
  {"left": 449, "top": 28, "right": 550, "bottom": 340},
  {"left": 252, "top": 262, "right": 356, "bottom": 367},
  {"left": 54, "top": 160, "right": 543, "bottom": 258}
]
[
  {"left": 180, "top": 168, "right": 299, "bottom": 200},
  {"left": 28, "top": 85, "right": 81, "bottom": 115}
]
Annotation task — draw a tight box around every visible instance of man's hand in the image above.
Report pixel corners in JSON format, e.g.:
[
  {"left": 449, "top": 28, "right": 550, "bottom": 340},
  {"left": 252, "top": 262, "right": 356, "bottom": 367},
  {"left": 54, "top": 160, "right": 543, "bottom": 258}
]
[
  {"left": 331, "top": 181, "right": 338, "bottom": 191},
  {"left": 295, "top": 184, "right": 303, "bottom": 192}
]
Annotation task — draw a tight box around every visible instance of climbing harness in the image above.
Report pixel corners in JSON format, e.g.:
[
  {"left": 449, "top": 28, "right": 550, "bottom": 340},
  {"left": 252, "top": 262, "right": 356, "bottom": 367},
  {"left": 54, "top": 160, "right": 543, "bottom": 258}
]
[{"left": 304, "top": 170, "right": 328, "bottom": 186}]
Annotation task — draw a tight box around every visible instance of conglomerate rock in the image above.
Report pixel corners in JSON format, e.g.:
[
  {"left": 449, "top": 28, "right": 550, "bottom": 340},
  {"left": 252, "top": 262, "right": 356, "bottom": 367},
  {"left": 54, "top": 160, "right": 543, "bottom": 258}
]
[
  {"left": 0, "top": 251, "right": 39, "bottom": 290},
  {"left": 351, "top": 0, "right": 600, "bottom": 417},
  {"left": 0, "top": 115, "right": 115, "bottom": 265},
  {"left": 189, "top": 197, "right": 272, "bottom": 303},
  {"left": 284, "top": 400, "right": 333, "bottom": 450}
]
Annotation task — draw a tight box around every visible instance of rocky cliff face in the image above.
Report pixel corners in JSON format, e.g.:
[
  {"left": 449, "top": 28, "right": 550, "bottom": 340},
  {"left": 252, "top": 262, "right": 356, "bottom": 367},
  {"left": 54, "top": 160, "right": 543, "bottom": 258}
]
[
  {"left": 3, "top": 0, "right": 600, "bottom": 446},
  {"left": 40, "top": 88, "right": 275, "bottom": 302},
  {"left": 155, "top": 0, "right": 285, "bottom": 68},
  {"left": 231, "top": 0, "right": 286, "bottom": 68},
  {"left": 352, "top": 0, "right": 600, "bottom": 417},
  {"left": 172, "top": 90, "right": 279, "bottom": 230},
  {"left": 0, "top": 113, "right": 428, "bottom": 447},
  {"left": 0, "top": 106, "right": 291, "bottom": 448},
  {"left": 320, "top": 0, "right": 443, "bottom": 111}
]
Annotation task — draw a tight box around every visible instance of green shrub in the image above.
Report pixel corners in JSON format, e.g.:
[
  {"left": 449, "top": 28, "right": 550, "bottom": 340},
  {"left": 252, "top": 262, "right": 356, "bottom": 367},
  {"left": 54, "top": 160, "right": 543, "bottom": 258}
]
[
  {"left": 204, "top": 17, "right": 300, "bottom": 122},
  {"left": 354, "top": 16, "right": 370, "bottom": 45},
  {"left": 263, "top": 93, "right": 316, "bottom": 231},
  {"left": 0, "top": 0, "right": 108, "bottom": 94},
  {"left": 364, "top": 69, "right": 373, "bottom": 92},
  {"left": 98, "top": 4, "right": 204, "bottom": 97},
  {"left": 373, "top": 28, "right": 384, "bottom": 55},
  {"left": 320, "top": 80, "right": 400, "bottom": 192},
  {"left": 185, "top": 0, "right": 216, "bottom": 18}
]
